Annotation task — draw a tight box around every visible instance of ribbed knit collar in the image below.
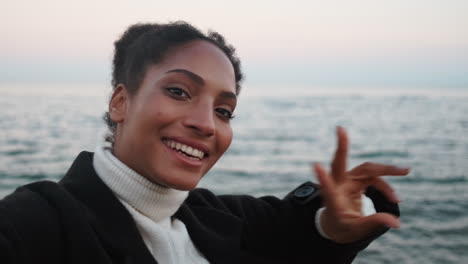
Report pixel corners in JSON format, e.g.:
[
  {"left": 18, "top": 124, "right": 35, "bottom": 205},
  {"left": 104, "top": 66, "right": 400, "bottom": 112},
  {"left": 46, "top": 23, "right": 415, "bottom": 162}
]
[{"left": 93, "top": 145, "right": 188, "bottom": 222}]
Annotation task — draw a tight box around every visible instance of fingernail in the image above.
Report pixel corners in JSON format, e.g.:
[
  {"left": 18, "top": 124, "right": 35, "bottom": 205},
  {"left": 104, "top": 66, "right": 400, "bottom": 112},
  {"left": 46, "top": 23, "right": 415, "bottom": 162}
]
[
  {"left": 314, "top": 163, "right": 324, "bottom": 173},
  {"left": 386, "top": 221, "right": 400, "bottom": 229},
  {"left": 388, "top": 189, "right": 402, "bottom": 203},
  {"left": 394, "top": 192, "right": 403, "bottom": 203}
]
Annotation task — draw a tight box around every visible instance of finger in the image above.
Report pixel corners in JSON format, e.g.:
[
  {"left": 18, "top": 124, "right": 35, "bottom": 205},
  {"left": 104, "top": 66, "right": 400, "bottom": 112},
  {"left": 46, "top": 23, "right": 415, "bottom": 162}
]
[
  {"left": 349, "top": 162, "right": 410, "bottom": 179},
  {"left": 331, "top": 126, "right": 348, "bottom": 182},
  {"left": 371, "top": 178, "right": 401, "bottom": 203},
  {"left": 354, "top": 212, "right": 400, "bottom": 234},
  {"left": 313, "top": 163, "right": 338, "bottom": 210},
  {"left": 345, "top": 176, "right": 401, "bottom": 203}
]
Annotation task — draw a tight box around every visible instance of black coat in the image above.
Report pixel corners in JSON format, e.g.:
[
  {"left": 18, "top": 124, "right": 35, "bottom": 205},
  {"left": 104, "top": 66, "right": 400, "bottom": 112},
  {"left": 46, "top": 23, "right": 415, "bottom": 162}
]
[{"left": 0, "top": 152, "right": 399, "bottom": 263}]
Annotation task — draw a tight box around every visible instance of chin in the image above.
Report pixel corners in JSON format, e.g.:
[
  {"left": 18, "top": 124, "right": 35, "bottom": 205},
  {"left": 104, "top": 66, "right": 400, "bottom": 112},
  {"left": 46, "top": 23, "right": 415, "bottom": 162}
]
[
  {"left": 165, "top": 181, "right": 200, "bottom": 191},
  {"left": 153, "top": 173, "right": 202, "bottom": 191}
]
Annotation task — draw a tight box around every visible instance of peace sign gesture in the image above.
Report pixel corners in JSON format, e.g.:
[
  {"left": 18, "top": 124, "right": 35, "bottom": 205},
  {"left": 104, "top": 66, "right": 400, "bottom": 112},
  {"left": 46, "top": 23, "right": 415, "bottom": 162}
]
[{"left": 314, "top": 127, "right": 409, "bottom": 243}]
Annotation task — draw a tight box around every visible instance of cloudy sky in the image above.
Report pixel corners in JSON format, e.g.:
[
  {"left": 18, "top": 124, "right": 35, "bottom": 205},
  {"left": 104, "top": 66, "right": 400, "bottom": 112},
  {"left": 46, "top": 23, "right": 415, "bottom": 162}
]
[{"left": 1, "top": 0, "right": 467, "bottom": 90}]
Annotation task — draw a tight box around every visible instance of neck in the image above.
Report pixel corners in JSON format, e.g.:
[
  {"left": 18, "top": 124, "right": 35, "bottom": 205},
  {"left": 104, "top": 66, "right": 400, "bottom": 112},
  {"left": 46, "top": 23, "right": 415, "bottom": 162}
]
[{"left": 93, "top": 145, "right": 188, "bottom": 222}]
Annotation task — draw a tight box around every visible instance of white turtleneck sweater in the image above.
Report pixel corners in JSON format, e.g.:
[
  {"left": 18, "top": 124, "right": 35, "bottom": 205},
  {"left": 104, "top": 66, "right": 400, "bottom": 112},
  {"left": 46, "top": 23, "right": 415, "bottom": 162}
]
[
  {"left": 93, "top": 145, "right": 209, "bottom": 264},
  {"left": 92, "top": 145, "right": 376, "bottom": 262}
]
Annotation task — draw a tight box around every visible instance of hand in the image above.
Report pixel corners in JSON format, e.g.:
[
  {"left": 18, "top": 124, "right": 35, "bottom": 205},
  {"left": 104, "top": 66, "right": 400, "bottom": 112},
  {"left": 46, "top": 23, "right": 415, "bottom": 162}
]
[{"left": 314, "top": 126, "right": 409, "bottom": 243}]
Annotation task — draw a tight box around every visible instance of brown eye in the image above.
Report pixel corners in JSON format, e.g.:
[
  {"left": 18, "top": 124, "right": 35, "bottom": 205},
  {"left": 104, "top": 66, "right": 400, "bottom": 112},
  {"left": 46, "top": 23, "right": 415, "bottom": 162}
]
[
  {"left": 215, "top": 108, "right": 235, "bottom": 120},
  {"left": 166, "top": 87, "right": 190, "bottom": 99}
]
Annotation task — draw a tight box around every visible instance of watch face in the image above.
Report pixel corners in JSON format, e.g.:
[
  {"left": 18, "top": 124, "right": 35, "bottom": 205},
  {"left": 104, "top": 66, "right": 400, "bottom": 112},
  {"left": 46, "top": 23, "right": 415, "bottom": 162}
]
[{"left": 294, "top": 185, "right": 317, "bottom": 198}]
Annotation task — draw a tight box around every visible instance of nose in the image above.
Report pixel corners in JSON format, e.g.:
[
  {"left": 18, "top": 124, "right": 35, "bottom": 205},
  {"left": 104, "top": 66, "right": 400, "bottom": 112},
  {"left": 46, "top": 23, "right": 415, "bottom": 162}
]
[{"left": 183, "top": 102, "right": 215, "bottom": 137}]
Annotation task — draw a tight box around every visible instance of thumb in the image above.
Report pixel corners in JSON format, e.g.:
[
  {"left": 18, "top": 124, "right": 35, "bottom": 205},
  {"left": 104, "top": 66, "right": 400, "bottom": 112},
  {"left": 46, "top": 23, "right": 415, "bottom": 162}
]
[{"left": 354, "top": 212, "right": 400, "bottom": 235}]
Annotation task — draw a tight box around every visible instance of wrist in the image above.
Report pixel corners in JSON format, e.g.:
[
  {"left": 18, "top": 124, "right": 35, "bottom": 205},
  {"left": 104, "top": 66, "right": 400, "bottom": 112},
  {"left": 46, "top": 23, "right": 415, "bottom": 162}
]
[
  {"left": 315, "top": 207, "right": 332, "bottom": 240},
  {"left": 319, "top": 208, "right": 340, "bottom": 242},
  {"left": 320, "top": 208, "right": 356, "bottom": 244}
]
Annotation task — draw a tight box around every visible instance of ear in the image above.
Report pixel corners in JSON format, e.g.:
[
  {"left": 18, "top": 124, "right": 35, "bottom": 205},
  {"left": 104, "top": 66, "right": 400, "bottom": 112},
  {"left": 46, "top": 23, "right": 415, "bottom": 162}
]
[{"left": 109, "top": 84, "right": 129, "bottom": 124}]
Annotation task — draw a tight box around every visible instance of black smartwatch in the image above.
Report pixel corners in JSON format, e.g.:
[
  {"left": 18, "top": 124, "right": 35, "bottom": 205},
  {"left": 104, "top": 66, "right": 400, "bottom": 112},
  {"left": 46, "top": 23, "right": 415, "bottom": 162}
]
[{"left": 292, "top": 182, "right": 321, "bottom": 205}]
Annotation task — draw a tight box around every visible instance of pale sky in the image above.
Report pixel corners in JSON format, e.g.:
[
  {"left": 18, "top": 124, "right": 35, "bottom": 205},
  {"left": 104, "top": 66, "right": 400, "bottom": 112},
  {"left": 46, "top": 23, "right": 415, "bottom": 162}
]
[{"left": 1, "top": 0, "right": 467, "bottom": 89}]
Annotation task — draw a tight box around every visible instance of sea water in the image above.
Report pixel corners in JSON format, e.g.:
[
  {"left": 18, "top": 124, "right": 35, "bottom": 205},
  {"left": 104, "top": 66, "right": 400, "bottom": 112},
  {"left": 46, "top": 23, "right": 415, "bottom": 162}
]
[{"left": 1, "top": 84, "right": 467, "bottom": 263}]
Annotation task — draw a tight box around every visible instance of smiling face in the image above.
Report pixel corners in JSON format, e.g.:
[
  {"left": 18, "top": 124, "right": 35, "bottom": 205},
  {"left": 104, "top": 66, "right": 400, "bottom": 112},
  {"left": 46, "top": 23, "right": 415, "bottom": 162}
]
[{"left": 109, "top": 40, "right": 237, "bottom": 190}]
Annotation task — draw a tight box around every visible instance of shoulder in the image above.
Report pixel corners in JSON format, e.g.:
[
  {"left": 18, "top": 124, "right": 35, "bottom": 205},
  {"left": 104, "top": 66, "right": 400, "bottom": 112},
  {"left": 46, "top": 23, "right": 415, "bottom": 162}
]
[
  {"left": 0, "top": 181, "right": 68, "bottom": 261},
  {"left": 0, "top": 180, "right": 81, "bottom": 228},
  {"left": 1, "top": 181, "right": 68, "bottom": 217},
  {"left": 2, "top": 180, "right": 82, "bottom": 216}
]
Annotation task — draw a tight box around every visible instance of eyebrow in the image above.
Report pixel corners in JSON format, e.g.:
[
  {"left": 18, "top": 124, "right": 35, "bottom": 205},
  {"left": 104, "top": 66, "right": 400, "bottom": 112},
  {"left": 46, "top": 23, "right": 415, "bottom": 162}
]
[
  {"left": 219, "top": 91, "right": 237, "bottom": 103},
  {"left": 166, "top": 68, "right": 237, "bottom": 102},
  {"left": 166, "top": 69, "right": 205, "bottom": 85}
]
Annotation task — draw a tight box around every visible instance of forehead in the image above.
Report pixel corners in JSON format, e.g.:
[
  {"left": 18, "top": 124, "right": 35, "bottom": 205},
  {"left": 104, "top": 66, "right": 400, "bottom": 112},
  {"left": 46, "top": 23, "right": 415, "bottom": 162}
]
[{"left": 155, "top": 40, "right": 236, "bottom": 93}]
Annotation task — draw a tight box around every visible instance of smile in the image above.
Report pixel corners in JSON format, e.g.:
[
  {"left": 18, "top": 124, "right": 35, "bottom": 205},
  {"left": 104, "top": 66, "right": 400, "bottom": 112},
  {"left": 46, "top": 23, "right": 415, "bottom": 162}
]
[{"left": 163, "top": 139, "right": 205, "bottom": 160}]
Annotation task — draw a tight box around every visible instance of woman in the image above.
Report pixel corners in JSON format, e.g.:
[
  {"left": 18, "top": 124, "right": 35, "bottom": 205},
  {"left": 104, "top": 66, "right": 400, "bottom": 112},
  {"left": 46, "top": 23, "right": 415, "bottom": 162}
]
[{"left": 0, "top": 22, "right": 408, "bottom": 263}]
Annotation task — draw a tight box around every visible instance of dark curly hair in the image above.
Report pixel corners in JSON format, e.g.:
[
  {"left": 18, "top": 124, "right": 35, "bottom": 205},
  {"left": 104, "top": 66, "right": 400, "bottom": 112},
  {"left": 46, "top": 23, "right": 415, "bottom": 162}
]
[{"left": 103, "top": 21, "right": 244, "bottom": 145}]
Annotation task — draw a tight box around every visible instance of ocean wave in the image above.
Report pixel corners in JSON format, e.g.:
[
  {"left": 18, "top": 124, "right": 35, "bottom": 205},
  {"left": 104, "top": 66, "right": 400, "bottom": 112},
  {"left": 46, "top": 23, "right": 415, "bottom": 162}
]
[
  {"left": 352, "top": 151, "right": 410, "bottom": 159},
  {"left": 393, "top": 175, "right": 467, "bottom": 184},
  {"left": 0, "top": 149, "right": 38, "bottom": 156},
  {"left": 0, "top": 173, "right": 55, "bottom": 181}
]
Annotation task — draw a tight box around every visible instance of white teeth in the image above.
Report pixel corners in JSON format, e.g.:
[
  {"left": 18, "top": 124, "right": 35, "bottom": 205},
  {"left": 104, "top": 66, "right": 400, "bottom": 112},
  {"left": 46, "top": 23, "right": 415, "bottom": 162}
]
[{"left": 163, "top": 139, "right": 205, "bottom": 159}]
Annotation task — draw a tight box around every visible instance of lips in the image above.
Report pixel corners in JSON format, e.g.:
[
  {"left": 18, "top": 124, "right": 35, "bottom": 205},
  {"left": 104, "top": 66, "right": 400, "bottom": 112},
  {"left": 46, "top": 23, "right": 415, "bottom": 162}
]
[{"left": 162, "top": 138, "right": 208, "bottom": 160}]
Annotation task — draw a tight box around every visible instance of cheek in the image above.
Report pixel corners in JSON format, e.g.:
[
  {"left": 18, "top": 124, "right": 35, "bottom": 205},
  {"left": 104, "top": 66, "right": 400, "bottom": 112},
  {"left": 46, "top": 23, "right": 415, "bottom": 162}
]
[
  {"left": 140, "top": 100, "right": 174, "bottom": 129},
  {"left": 218, "top": 125, "right": 233, "bottom": 153}
]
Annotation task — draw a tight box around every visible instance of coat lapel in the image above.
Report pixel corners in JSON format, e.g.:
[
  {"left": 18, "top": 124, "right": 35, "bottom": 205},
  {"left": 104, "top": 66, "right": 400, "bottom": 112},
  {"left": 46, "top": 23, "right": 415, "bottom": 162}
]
[
  {"left": 175, "top": 200, "right": 245, "bottom": 263},
  {"left": 60, "top": 151, "right": 248, "bottom": 264},
  {"left": 59, "top": 151, "right": 158, "bottom": 264}
]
